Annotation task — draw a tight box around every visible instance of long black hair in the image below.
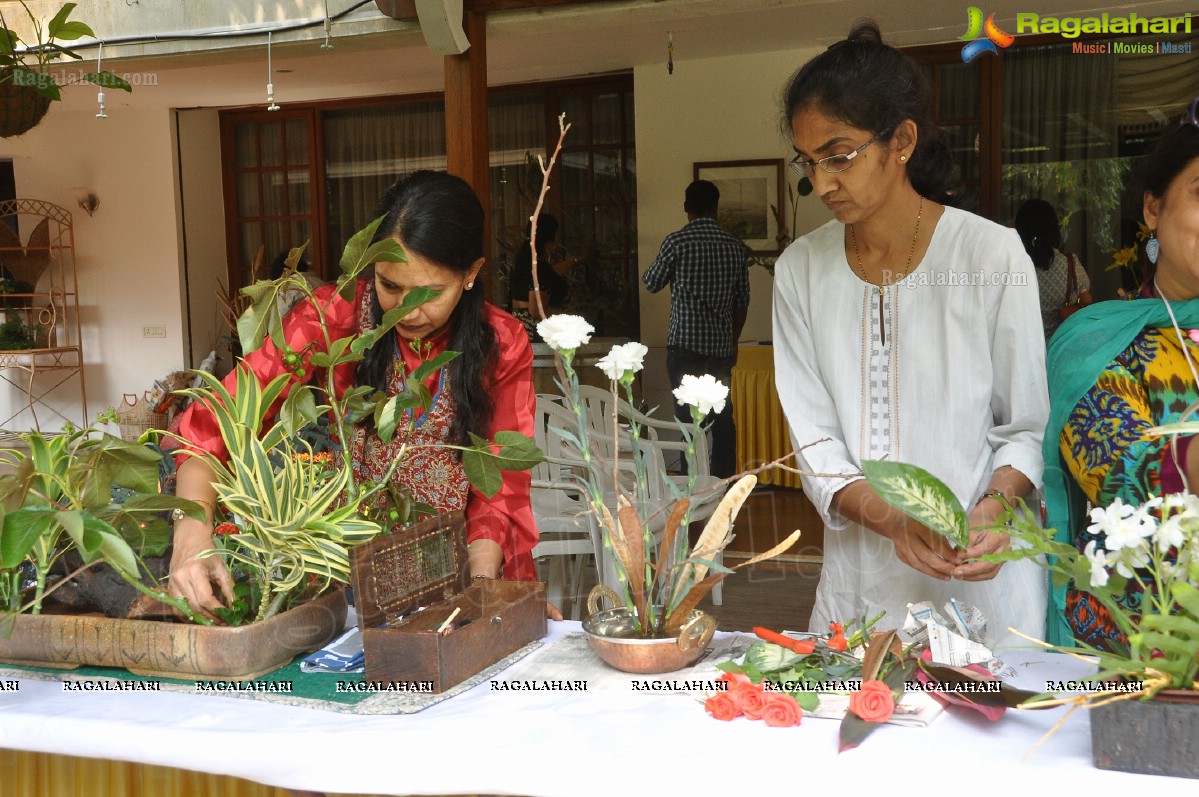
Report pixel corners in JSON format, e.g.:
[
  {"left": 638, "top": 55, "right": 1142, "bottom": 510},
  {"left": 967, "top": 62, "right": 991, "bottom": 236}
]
[
  {"left": 780, "top": 19, "right": 954, "bottom": 204},
  {"left": 1013, "top": 199, "right": 1061, "bottom": 271},
  {"left": 356, "top": 170, "right": 496, "bottom": 447}
]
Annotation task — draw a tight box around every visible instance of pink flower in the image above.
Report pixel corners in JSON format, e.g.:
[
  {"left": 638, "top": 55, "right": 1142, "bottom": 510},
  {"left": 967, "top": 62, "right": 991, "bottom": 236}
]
[{"left": 848, "top": 680, "right": 895, "bottom": 723}]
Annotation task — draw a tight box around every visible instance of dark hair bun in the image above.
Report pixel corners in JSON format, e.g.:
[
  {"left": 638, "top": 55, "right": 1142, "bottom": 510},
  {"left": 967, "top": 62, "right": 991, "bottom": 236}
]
[
  {"left": 846, "top": 19, "right": 883, "bottom": 45},
  {"left": 781, "top": 18, "right": 955, "bottom": 203}
]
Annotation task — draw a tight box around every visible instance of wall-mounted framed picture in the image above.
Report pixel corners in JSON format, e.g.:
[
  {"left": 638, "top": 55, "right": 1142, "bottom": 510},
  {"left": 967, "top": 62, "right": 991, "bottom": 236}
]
[{"left": 692, "top": 159, "right": 785, "bottom": 255}]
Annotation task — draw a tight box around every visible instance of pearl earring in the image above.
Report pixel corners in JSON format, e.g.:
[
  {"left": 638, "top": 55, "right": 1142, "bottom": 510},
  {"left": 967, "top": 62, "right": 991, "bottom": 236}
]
[
  {"left": 899, "top": 155, "right": 908, "bottom": 162},
  {"left": 466, "top": 281, "right": 474, "bottom": 290}
]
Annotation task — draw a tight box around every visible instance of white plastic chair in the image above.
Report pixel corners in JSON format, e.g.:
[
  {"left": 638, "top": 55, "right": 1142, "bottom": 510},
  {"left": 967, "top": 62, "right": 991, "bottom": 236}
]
[
  {"left": 530, "top": 398, "right": 603, "bottom": 619},
  {"left": 556, "top": 386, "right": 728, "bottom": 605}
]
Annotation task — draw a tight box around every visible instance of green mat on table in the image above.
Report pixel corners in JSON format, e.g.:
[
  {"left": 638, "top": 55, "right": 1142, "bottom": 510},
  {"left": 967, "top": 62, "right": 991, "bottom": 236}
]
[{"left": 0, "top": 639, "right": 543, "bottom": 715}]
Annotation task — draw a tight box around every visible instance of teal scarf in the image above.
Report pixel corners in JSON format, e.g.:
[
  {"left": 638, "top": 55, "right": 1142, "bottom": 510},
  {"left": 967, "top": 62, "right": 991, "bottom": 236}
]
[{"left": 1043, "top": 296, "right": 1199, "bottom": 645}]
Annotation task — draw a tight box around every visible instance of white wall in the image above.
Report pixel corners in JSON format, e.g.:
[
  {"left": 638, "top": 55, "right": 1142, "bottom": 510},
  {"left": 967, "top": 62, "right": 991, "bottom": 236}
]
[
  {"left": 0, "top": 104, "right": 186, "bottom": 432},
  {"left": 631, "top": 46, "right": 831, "bottom": 414},
  {"left": 176, "top": 109, "right": 230, "bottom": 374},
  {"left": 633, "top": 45, "right": 830, "bottom": 350}
]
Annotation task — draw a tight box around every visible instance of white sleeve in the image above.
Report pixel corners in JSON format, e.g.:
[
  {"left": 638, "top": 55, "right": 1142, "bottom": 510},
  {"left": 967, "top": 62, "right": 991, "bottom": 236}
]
[
  {"left": 987, "top": 236, "right": 1050, "bottom": 488},
  {"left": 772, "top": 247, "right": 862, "bottom": 530}
]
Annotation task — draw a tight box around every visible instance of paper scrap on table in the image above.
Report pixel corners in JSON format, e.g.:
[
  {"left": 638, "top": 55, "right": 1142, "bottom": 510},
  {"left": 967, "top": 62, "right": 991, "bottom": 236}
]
[
  {"left": 300, "top": 627, "right": 365, "bottom": 673},
  {"left": 903, "top": 600, "right": 996, "bottom": 669}
]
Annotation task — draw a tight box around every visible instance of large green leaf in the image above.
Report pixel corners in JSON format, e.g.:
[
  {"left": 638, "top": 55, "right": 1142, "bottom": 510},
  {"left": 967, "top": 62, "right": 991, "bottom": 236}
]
[
  {"left": 462, "top": 447, "right": 503, "bottom": 498},
  {"left": 409, "top": 351, "right": 459, "bottom": 384},
  {"left": 491, "top": 431, "right": 545, "bottom": 471},
  {"left": 338, "top": 216, "right": 387, "bottom": 286},
  {"left": 350, "top": 287, "right": 440, "bottom": 353},
  {"left": 0, "top": 508, "right": 56, "bottom": 568},
  {"left": 85, "top": 71, "right": 132, "bottom": 92},
  {"left": 862, "top": 460, "right": 969, "bottom": 547},
  {"left": 745, "top": 640, "right": 803, "bottom": 673}
]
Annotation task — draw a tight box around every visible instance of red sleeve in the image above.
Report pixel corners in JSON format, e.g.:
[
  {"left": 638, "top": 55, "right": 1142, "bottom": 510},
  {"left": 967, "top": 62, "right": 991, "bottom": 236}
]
[
  {"left": 175, "top": 283, "right": 361, "bottom": 466},
  {"left": 464, "top": 305, "right": 538, "bottom": 581}
]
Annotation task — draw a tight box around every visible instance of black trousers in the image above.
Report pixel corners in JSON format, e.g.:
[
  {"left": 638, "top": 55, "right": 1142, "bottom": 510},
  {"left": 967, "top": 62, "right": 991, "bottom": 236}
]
[{"left": 666, "top": 348, "right": 737, "bottom": 479}]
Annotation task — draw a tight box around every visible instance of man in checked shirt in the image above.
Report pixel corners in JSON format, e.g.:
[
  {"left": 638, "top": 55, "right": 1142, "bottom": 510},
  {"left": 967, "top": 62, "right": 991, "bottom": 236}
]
[{"left": 644, "top": 179, "right": 750, "bottom": 478}]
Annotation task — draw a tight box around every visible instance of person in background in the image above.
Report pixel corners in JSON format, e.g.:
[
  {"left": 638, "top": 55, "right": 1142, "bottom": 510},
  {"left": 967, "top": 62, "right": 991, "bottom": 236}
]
[
  {"left": 1044, "top": 97, "right": 1199, "bottom": 647},
  {"left": 1014, "top": 198, "right": 1093, "bottom": 341},
  {"left": 508, "top": 213, "right": 577, "bottom": 336},
  {"left": 168, "top": 171, "right": 560, "bottom": 621},
  {"left": 771, "top": 20, "right": 1048, "bottom": 648},
  {"left": 643, "top": 179, "right": 750, "bottom": 478}
]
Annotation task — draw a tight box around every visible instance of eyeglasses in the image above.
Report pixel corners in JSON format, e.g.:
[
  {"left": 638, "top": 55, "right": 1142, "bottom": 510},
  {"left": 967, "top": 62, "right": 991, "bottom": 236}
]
[
  {"left": 788, "top": 128, "right": 892, "bottom": 178},
  {"left": 1181, "top": 96, "right": 1199, "bottom": 129}
]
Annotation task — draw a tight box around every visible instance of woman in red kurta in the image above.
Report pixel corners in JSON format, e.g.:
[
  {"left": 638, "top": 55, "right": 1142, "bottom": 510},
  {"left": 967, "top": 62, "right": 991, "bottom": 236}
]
[{"left": 169, "top": 171, "right": 544, "bottom": 617}]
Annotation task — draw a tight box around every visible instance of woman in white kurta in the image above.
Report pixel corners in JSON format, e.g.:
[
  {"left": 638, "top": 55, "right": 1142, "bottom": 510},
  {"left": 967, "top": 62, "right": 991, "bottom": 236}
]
[{"left": 772, "top": 22, "right": 1049, "bottom": 648}]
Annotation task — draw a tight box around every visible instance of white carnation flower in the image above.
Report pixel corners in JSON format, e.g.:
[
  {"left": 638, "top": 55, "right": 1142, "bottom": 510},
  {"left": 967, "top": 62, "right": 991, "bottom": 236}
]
[
  {"left": 1083, "top": 540, "right": 1111, "bottom": 588},
  {"left": 596, "top": 342, "right": 648, "bottom": 380},
  {"left": 673, "top": 373, "right": 729, "bottom": 417},
  {"left": 537, "top": 314, "right": 594, "bottom": 351}
]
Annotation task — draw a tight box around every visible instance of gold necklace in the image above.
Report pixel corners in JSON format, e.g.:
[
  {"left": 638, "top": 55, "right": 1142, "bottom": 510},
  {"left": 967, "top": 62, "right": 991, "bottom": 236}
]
[{"left": 848, "top": 196, "right": 924, "bottom": 346}]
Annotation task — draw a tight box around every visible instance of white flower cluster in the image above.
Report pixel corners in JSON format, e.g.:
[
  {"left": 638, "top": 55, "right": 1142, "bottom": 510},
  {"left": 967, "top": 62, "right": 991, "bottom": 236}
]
[
  {"left": 1084, "top": 495, "right": 1199, "bottom": 588},
  {"left": 537, "top": 314, "right": 729, "bottom": 420}
]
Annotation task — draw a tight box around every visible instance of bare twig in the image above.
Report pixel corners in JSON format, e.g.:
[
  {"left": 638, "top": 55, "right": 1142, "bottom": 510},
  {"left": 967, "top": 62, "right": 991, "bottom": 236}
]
[{"left": 529, "top": 114, "right": 572, "bottom": 323}]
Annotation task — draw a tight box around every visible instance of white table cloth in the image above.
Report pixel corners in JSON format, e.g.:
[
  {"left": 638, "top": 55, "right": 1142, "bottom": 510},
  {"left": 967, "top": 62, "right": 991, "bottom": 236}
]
[{"left": 0, "top": 621, "right": 1181, "bottom": 795}]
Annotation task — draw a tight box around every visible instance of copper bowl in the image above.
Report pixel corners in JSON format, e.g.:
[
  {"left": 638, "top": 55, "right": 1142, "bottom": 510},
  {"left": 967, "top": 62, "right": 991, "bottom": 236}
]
[{"left": 582, "top": 585, "right": 717, "bottom": 674}]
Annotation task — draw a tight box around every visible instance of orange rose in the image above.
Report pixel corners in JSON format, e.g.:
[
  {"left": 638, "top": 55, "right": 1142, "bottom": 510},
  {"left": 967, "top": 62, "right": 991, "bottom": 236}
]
[
  {"left": 718, "top": 671, "right": 752, "bottom": 688},
  {"left": 731, "top": 682, "right": 769, "bottom": 720},
  {"left": 848, "top": 680, "right": 895, "bottom": 723},
  {"left": 760, "top": 693, "right": 803, "bottom": 727},
  {"left": 704, "top": 691, "right": 741, "bottom": 721}
]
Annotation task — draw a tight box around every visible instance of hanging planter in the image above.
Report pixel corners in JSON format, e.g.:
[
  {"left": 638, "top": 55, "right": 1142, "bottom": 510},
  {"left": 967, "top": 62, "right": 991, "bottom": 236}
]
[
  {"left": 0, "top": 69, "right": 51, "bottom": 138},
  {"left": 0, "top": 3, "right": 132, "bottom": 139}
]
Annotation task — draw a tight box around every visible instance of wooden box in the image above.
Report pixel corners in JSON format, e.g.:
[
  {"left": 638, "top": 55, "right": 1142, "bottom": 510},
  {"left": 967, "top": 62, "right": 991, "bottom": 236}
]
[{"left": 350, "top": 511, "right": 547, "bottom": 693}]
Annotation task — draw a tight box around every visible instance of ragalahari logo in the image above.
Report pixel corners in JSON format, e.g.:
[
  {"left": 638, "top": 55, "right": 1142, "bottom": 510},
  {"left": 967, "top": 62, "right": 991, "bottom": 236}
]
[{"left": 960, "top": 7, "right": 1015, "bottom": 62}]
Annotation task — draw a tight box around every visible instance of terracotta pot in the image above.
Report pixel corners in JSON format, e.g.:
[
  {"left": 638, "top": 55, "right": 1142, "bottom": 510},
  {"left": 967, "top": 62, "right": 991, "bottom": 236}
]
[
  {"left": 582, "top": 584, "right": 717, "bottom": 674},
  {"left": 1090, "top": 688, "right": 1199, "bottom": 779},
  {"left": 0, "top": 73, "right": 51, "bottom": 138},
  {"left": 0, "top": 589, "right": 347, "bottom": 681}
]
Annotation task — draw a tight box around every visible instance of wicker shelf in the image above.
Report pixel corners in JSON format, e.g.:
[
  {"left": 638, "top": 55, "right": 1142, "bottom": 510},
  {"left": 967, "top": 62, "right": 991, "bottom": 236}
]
[{"left": 0, "top": 200, "right": 87, "bottom": 432}]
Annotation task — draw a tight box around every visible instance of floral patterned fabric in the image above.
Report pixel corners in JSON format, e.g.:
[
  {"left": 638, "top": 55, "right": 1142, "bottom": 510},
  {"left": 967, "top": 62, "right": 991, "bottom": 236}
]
[
  {"left": 177, "top": 279, "right": 538, "bottom": 581},
  {"left": 1060, "top": 320, "right": 1197, "bottom": 647}
]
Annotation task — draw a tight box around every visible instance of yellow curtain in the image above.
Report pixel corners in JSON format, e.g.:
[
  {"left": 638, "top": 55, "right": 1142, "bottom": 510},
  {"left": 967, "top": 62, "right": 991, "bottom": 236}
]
[
  {"left": 731, "top": 345, "right": 802, "bottom": 489},
  {"left": 0, "top": 750, "right": 421, "bottom": 797}
]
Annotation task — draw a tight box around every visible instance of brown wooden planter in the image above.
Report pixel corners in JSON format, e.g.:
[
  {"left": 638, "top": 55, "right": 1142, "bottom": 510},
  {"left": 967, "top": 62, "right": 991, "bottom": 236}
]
[
  {"left": 0, "top": 588, "right": 348, "bottom": 681},
  {"left": 0, "top": 72, "right": 51, "bottom": 138},
  {"left": 1091, "top": 688, "right": 1199, "bottom": 779}
]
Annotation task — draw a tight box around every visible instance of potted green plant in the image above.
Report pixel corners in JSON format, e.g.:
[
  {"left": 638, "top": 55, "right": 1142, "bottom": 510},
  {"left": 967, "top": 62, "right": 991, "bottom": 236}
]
[
  {"left": 0, "top": 2, "right": 131, "bottom": 137},
  {"left": 860, "top": 458, "right": 1199, "bottom": 779},
  {"left": 0, "top": 313, "right": 38, "bottom": 350},
  {"left": 0, "top": 213, "right": 543, "bottom": 680}
]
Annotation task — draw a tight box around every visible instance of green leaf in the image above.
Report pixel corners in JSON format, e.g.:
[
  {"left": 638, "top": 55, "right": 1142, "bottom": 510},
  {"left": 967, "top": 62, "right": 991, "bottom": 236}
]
[
  {"left": 279, "top": 386, "right": 322, "bottom": 436},
  {"left": 45, "top": 4, "right": 78, "bottom": 37},
  {"left": 409, "top": 351, "right": 459, "bottom": 384},
  {"left": 350, "top": 288, "right": 440, "bottom": 353},
  {"left": 338, "top": 216, "right": 387, "bottom": 284},
  {"left": 85, "top": 71, "right": 132, "bottom": 92},
  {"left": 862, "top": 460, "right": 969, "bottom": 547},
  {"left": 839, "top": 712, "right": 882, "bottom": 753},
  {"left": 0, "top": 508, "right": 56, "bottom": 567},
  {"left": 13, "top": 66, "right": 60, "bottom": 100},
  {"left": 491, "top": 431, "right": 545, "bottom": 471},
  {"left": 50, "top": 20, "right": 94, "bottom": 41},
  {"left": 745, "top": 639, "right": 803, "bottom": 673},
  {"left": 462, "top": 448, "right": 503, "bottom": 498}
]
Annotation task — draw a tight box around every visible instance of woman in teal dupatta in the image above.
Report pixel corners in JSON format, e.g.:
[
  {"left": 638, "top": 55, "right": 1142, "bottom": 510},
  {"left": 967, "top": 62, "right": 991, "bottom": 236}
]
[{"left": 1044, "top": 99, "right": 1199, "bottom": 647}]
